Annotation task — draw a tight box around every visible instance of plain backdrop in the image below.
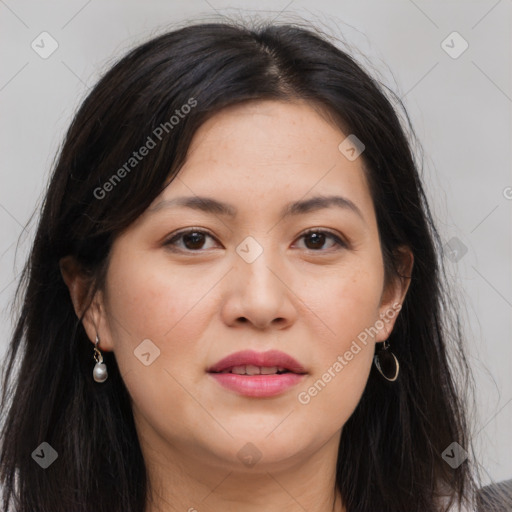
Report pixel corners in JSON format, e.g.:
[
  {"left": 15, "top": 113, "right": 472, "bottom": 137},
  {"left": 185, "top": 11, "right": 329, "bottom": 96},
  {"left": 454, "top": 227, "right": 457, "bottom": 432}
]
[{"left": 0, "top": 0, "right": 510, "bottom": 487}]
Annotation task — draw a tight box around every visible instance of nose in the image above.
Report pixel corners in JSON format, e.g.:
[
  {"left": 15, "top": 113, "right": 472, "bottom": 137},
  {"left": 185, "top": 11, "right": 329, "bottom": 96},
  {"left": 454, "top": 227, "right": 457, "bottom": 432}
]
[{"left": 220, "top": 247, "right": 298, "bottom": 331}]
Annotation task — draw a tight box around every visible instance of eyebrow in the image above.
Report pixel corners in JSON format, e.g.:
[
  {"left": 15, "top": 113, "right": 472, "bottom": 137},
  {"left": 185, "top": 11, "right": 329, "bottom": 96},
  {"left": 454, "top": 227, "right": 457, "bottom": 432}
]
[{"left": 148, "top": 194, "right": 365, "bottom": 222}]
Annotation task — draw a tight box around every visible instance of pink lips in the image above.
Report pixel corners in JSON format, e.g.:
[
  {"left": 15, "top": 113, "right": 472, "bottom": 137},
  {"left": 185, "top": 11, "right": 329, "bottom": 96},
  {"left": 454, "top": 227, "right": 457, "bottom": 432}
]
[
  {"left": 207, "top": 349, "right": 307, "bottom": 398},
  {"left": 207, "top": 349, "right": 307, "bottom": 374}
]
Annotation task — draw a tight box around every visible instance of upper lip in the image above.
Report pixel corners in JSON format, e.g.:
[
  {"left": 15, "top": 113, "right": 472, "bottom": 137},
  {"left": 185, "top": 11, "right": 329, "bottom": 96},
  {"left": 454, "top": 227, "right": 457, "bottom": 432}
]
[{"left": 207, "top": 350, "right": 307, "bottom": 374}]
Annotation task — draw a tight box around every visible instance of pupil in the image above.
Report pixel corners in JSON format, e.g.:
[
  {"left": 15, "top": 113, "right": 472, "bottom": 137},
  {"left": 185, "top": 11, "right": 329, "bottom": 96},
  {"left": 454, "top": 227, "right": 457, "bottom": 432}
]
[
  {"left": 306, "top": 232, "right": 324, "bottom": 249},
  {"left": 184, "top": 232, "right": 204, "bottom": 249}
]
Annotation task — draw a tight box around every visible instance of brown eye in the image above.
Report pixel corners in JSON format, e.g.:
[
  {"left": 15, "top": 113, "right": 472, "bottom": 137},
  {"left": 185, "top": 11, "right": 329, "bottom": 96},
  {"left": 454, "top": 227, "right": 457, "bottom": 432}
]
[
  {"left": 164, "top": 229, "right": 218, "bottom": 252},
  {"left": 296, "top": 230, "right": 346, "bottom": 251},
  {"left": 304, "top": 232, "right": 326, "bottom": 249},
  {"left": 182, "top": 231, "right": 206, "bottom": 250}
]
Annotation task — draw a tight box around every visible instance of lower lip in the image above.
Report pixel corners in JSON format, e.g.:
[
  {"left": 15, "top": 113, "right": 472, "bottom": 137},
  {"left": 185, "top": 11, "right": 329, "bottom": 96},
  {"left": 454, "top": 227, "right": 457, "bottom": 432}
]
[{"left": 208, "top": 372, "right": 305, "bottom": 397}]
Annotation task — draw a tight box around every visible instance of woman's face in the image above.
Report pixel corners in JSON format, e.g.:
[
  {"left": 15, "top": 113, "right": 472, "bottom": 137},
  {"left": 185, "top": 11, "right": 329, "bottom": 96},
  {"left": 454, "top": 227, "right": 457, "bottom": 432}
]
[{"left": 87, "top": 100, "right": 410, "bottom": 473}]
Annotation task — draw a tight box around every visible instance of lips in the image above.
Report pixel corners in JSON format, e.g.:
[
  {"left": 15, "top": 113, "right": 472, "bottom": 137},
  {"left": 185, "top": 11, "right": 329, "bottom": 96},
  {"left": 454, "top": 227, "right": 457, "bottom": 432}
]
[
  {"left": 207, "top": 349, "right": 307, "bottom": 398},
  {"left": 207, "top": 349, "right": 307, "bottom": 375}
]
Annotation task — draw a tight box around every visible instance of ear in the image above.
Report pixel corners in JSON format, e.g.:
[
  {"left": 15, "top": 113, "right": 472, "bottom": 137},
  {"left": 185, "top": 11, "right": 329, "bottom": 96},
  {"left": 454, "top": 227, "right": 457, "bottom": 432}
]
[
  {"left": 59, "top": 255, "right": 113, "bottom": 351},
  {"left": 375, "top": 245, "right": 414, "bottom": 342}
]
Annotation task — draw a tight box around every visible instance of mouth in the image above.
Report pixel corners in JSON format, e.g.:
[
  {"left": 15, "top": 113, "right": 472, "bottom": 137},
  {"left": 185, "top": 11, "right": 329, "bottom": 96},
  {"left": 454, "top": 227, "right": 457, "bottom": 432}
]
[
  {"left": 210, "top": 365, "right": 297, "bottom": 375},
  {"left": 207, "top": 350, "right": 307, "bottom": 397},
  {"left": 206, "top": 349, "right": 307, "bottom": 375}
]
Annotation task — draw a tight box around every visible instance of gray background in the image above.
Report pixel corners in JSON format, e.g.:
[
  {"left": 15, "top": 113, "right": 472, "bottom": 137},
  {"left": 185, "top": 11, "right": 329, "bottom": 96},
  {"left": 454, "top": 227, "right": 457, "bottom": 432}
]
[{"left": 1, "top": 0, "right": 510, "bottom": 486}]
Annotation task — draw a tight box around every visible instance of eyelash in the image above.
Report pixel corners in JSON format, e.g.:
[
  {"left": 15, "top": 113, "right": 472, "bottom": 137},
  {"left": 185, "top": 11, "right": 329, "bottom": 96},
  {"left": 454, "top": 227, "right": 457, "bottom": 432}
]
[{"left": 163, "top": 228, "right": 347, "bottom": 253}]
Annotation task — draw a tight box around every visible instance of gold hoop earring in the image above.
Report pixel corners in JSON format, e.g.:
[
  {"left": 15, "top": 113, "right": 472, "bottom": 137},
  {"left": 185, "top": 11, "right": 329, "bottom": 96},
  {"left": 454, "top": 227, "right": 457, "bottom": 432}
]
[
  {"left": 373, "top": 340, "right": 399, "bottom": 382},
  {"left": 93, "top": 335, "right": 108, "bottom": 383}
]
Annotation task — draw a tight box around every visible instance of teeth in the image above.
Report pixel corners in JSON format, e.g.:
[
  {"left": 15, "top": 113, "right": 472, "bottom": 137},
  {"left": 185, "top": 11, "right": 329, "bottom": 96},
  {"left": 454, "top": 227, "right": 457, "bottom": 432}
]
[
  {"left": 245, "top": 364, "right": 261, "bottom": 375},
  {"left": 221, "top": 365, "right": 288, "bottom": 375}
]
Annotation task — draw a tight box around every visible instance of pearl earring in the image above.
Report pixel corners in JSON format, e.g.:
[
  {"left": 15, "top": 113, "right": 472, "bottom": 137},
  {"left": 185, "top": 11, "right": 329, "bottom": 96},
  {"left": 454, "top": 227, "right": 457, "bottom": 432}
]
[{"left": 93, "top": 334, "right": 108, "bottom": 383}]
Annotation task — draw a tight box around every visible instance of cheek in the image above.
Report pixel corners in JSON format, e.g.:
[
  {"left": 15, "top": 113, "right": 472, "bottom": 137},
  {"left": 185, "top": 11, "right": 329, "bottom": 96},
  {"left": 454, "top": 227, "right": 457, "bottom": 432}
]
[
  {"left": 103, "top": 251, "right": 222, "bottom": 383},
  {"left": 334, "top": 267, "right": 383, "bottom": 341},
  {"left": 105, "top": 250, "right": 220, "bottom": 339},
  {"left": 103, "top": 253, "right": 220, "bottom": 437},
  {"left": 305, "top": 256, "right": 384, "bottom": 350},
  {"left": 293, "top": 260, "right": 382, "bottom": 421}
]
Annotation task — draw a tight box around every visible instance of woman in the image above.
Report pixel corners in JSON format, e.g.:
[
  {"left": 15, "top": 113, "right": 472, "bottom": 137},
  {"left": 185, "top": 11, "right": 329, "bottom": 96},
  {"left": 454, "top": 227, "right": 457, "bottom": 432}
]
[{"left": 0, "top": 19, "right": 486, "bottom": 511}]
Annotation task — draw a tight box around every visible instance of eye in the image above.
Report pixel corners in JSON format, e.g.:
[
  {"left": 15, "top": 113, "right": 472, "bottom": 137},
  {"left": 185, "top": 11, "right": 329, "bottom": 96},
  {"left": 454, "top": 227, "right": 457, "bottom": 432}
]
[
  {"left": 293, "top": 229, "right": 347, "bottom": 251},
  {"left": 163, "top": 228, "right": 347, "bottom": 253},
  {"left": 164, "top": 229, "right": 219, "bottom": 252}
]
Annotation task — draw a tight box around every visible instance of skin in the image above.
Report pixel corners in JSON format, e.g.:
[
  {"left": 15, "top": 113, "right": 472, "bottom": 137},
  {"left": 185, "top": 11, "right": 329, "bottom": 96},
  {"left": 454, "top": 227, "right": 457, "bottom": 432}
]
[{"left": 61, "top": 99, "right": 413, "bottom": 512}]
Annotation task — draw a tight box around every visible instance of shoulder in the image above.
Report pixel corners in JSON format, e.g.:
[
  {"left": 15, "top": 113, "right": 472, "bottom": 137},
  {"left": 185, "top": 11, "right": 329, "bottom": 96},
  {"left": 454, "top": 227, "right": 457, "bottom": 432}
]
[
  {"left": 443, "top": 498, "right": 475, "bottom": 512},
  {"left": 475, "top": 478, "right": 512, "bottom": 512},
  {"left": 446, "top": 502, "right": 475, "bottom": 512},
  {"left": 439, "top": 478, "right": 512, "bottom": 512}
]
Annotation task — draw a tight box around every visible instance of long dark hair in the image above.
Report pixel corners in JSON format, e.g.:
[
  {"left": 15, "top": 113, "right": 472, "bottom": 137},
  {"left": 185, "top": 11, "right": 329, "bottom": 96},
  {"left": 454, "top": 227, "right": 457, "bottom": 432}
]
[{"left": 0, "top": 19, "right": 483, "bottom": 511}]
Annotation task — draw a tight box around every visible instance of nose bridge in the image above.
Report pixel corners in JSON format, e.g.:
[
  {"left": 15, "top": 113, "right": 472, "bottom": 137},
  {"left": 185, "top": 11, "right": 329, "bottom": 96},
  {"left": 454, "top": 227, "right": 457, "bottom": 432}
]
[
  {"left": 228, "top": 232, "right": 295, "bottom": 328},
  {"left": 236, "top": 233, "right": 281, "bottom": 295}
]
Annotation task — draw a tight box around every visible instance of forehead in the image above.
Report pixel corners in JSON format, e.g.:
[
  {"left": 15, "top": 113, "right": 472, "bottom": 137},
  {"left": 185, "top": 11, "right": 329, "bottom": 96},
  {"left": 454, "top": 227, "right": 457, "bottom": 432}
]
[
  {"left": 156, "top": 100, "right": 375, "bottom": 224},
  {"left": 185, "top": 99, "right": 345, "bottom": 164}
]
